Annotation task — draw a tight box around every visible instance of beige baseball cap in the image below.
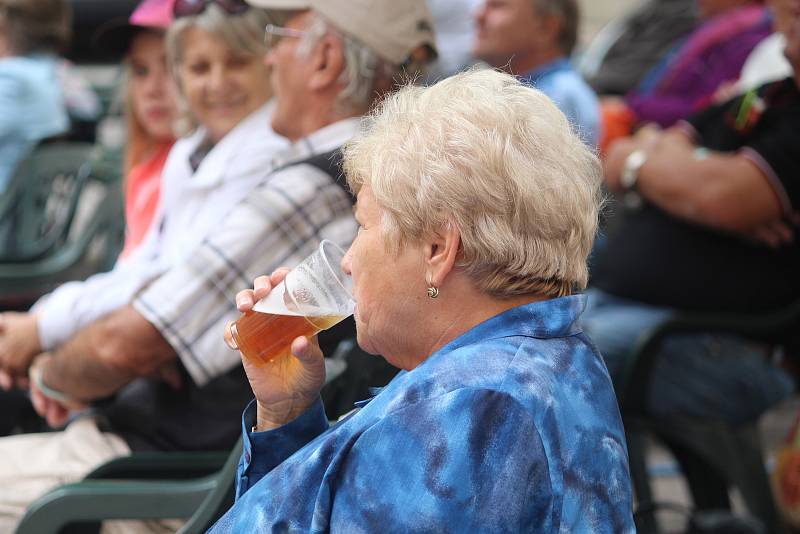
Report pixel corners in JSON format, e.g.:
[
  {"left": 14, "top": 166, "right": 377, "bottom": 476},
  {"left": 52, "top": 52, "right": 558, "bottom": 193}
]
[{"left": 246, "top": 0, "right": 437, "bottom": 65}]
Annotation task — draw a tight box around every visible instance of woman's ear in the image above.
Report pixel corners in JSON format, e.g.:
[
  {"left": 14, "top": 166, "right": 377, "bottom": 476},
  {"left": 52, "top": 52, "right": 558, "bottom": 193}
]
[
  {"left": 308, "top": 33, "right": 345, "bottom": 92},
  {"left": 424, "top": 222, "right": 461, "bottom": 288}
]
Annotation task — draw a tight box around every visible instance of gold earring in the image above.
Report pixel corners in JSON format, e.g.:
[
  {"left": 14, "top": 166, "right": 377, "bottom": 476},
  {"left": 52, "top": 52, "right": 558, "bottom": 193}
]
[{"left": 426, "top": 276, "right": 439, "bottom": 299}]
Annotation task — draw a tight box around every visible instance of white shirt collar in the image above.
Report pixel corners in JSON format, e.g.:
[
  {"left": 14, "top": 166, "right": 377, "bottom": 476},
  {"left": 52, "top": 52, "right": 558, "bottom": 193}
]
[{"left": 272, "top": 117, "right": 362, "bottom": 168}]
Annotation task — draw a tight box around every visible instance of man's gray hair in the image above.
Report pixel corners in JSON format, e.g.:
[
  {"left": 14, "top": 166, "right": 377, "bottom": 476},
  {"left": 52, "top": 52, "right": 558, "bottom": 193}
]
[
  {"left": 296, "top": 13, "right": 404, "bottom": 114},
  {"left": 532, "top": 0, "right": 579, "bottom": 55}
]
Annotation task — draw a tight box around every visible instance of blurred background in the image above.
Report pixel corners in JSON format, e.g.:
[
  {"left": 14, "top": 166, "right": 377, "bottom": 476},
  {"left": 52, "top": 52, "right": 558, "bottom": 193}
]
[{"left": 3, "top": 1, "right": 797, "bottom": 532}]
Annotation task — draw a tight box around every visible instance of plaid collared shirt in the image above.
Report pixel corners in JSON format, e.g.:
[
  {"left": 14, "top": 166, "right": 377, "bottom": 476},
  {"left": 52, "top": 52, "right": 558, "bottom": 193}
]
[{"left": 133, "top": 119, "right": 360, "bottom": 386}]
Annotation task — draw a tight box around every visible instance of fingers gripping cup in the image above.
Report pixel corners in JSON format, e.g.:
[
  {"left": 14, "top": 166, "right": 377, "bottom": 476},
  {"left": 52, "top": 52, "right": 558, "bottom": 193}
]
[{"left": 229, "top": 240, "right": 355, "bottom": 366}]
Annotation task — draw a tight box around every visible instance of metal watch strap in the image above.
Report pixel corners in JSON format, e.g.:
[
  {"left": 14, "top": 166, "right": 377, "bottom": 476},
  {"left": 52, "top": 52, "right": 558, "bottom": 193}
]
[{"left": 620, "top": 149, "right": 647, "bottom": 191}]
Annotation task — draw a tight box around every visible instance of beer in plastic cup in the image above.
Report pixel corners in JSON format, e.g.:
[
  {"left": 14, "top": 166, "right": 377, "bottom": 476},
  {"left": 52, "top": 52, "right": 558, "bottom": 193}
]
[{"left": 229, "top": 240, "right": 354, "bottom": 366}]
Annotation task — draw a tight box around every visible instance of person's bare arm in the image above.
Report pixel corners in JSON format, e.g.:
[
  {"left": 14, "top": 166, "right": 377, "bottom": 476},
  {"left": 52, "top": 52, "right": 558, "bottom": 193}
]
[
  {"left": 605, "top": 128, "right": 784, "bottom": 234},
  {"left": 39, "top": 305, "right": 179, "bottom": 403}
]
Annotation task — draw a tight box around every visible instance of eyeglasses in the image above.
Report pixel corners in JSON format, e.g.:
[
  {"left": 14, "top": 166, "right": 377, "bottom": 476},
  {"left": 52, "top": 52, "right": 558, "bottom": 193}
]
[
  {"left": 263, "top": 24, "right": 309, "bottom": 48},
  {"left": 173, "top": 0, "right": 249, "bottom": 18}
]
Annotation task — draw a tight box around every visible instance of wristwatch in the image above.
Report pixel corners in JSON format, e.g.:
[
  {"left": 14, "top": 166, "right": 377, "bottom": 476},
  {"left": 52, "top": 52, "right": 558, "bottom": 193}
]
[
  {"left": 620, "top": 149, "right": 647, "bottom": 209},
  {"left": 620, "top": 149, "right": 647, "bottom": 191}
]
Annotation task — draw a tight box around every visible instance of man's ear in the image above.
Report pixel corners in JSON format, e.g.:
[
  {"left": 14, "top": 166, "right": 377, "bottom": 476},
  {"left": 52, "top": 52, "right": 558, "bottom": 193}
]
[
  {"left": 424, "top": 222, "right": 461, "bottom": 289},
  {"left": 308, "top": 33, "right": 345, "bottom": 92},
  {"left": 539, "top": 13, "right": 562, "bottom": 45}
]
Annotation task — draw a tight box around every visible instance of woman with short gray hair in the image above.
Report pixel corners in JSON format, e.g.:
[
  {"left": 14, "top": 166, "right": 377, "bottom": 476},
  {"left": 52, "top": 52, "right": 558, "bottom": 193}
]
[
  {"left": 219, "top": 68, "right": 635, "bottom": 532},
  {"left": 344, "top": 67, "right": 601, "bottom": 298},
  {"left": 0, "top": 0, "right": 71, "bottom": 191}
]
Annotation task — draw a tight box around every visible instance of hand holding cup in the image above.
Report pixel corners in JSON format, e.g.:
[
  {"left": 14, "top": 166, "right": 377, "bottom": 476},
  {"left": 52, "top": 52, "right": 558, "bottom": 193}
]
[
  {"left": 224, "top": 241, "right": 354, "bottom": 430},
  {"left": 226, "top": 269, "right": 327, "bottom": 430}
]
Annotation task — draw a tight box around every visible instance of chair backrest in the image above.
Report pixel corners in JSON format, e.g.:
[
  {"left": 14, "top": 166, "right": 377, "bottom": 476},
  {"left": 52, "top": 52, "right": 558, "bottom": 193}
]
[
  {"left": 0, "top": 142, "right": 97, "bottom": 263},
  {"left": 0, "top": 143, "right": 124, "bottom": 308}
]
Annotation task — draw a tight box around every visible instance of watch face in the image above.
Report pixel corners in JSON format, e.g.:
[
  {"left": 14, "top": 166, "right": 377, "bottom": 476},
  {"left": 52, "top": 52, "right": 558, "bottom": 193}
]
[
  {"left": 620, "top": 169, "right": 636, "bottom": 189},
  {"left": 621, "top": 150, "right": 646, "bottom": 189}
]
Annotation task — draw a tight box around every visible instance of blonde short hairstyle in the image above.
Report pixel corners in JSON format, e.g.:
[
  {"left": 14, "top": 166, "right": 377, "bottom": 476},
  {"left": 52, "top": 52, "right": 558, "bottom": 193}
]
[
  {"left": 344, "top": 68, "right": 603, "bottom": 299},
  {"left": 166, "top": 5, "right": 270, "bottom": 135}
]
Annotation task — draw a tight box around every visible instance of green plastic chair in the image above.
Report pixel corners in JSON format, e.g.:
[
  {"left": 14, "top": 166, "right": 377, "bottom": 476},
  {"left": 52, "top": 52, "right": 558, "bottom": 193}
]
[
  {"left": 621, "top": 299, "right": 800, "bottom": 533},
  {"left": 15, "top": 438, "right": 241, "bottom": 534},
  {"left": 13, "top": 338, "right": 355, "bottom": 534},
  {"left": 0, "top": 142, "right": 93, "bottom": 261},
  {"left": 0, "top": 142, "right": 124, "bottom": 307}
]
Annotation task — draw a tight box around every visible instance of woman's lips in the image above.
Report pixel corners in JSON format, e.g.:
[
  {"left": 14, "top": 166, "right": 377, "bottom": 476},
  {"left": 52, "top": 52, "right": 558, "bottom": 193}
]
[{"left": 144, "top": 107, "right": 170, "bottom": 121}]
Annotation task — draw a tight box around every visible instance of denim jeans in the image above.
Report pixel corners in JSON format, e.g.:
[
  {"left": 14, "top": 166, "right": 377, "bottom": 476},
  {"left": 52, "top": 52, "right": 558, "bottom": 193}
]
[{"left": 581, "top": 288, "right": 795, "bottom": 424}]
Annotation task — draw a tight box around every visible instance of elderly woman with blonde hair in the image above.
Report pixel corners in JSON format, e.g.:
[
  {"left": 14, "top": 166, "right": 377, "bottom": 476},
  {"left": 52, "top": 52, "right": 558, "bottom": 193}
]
[{"left": 216, "top": 68, "right": 635, "bottom": 533}]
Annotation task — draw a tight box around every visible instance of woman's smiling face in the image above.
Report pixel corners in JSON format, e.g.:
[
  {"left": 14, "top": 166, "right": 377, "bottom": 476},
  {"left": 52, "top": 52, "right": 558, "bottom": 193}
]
[{"left": 178, "top": 27, "right": 271, "bottom": 142}]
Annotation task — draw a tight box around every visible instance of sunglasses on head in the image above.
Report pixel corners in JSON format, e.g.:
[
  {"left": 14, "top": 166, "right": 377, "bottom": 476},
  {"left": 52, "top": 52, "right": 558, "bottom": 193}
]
[{"left": 172, "top": 0, "right": 249, "bottom": 18}]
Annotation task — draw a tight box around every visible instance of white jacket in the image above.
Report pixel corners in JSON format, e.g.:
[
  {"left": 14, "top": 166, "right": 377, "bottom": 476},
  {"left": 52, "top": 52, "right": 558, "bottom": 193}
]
[{"left": 35, "top": 101, "right": 288, "bottom": 350}]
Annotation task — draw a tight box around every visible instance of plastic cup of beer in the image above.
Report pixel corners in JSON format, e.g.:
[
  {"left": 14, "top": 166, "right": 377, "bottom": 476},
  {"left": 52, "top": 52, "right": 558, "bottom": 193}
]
[{"left": 228, "top": 240, "right": 354, "bottom": 366}]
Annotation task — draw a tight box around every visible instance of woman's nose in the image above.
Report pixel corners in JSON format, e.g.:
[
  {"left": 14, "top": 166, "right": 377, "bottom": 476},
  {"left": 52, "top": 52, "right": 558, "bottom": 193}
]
[
  {"left": 341, "top": 247, "right": 353, "bottom": 276},
  {"left": 208, "top": 64, "right": 227, "bottom": 92},
  {"left": 145, "top": 71, "right": 167, "bottom": 96}
]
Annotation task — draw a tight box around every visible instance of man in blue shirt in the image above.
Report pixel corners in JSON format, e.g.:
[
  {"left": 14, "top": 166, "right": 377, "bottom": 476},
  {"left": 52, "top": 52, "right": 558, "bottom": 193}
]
[{"left": 473, "top": 0, "right": 600, "bottom": 147}]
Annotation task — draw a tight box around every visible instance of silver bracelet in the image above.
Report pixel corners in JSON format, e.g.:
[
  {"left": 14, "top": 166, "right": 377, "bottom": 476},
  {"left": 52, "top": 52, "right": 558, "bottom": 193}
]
[{"left": 31, "top": 364, "right": 74, "bottom": 405}]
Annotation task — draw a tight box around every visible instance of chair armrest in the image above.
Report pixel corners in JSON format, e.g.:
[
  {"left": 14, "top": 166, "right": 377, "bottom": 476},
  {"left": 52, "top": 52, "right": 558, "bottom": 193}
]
[
  {"left": 15, "top": 476, "right": 219, "bottom": 534},
  {"left": 619, "top": 299, "right": 800, "bottom": 412},
  {"left": 85, "top": 451, "right": 230, "bottom": 480}
]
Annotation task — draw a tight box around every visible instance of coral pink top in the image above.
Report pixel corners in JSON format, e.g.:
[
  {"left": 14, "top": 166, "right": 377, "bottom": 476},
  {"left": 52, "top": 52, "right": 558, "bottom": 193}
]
[{"left": 119, "top": 141, "right": 174, "bottom": 260}]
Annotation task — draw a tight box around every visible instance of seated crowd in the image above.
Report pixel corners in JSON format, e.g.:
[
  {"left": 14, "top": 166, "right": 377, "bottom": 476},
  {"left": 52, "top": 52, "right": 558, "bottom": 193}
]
[{"left": 0, "top": 0, "right": 797, "bottom": 531}]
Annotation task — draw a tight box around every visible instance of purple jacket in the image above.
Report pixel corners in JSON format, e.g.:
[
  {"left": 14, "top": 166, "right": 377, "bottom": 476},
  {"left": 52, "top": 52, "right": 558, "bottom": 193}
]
[{"left": 626, "top": 5, "right": 771, "bottom": 127}]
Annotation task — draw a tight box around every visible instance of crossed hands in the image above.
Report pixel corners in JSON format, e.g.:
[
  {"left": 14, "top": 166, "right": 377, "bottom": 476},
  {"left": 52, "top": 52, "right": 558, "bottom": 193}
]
[
  {"left": 605, "top": 125, "right": 800, "bottom": 248},
  {"left": 0, "top": 311, "right": 182, "bottom": 428},
  {"left": 224, "top": 268, "right": 327, "bottom": 431},
  {"left": 28, "top": 353, "right": 87, "bottom": 428},
  {"left": 0, "top": 312, "right": 85, "bottom": 426},
  {"left": 0, "top": 311, "right": 43, "bottom": 390}
]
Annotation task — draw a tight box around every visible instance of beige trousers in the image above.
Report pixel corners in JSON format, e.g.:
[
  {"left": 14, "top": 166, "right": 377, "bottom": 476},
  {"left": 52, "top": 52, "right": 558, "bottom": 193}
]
[{"left": 0, "top": 416, "right": 182, "bottom": 534}]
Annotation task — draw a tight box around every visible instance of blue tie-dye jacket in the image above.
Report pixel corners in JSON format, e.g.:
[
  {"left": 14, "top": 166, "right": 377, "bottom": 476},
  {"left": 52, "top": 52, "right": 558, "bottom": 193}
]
[{"left": 209, "top": 295, "right": 635, "bottom": 533}]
